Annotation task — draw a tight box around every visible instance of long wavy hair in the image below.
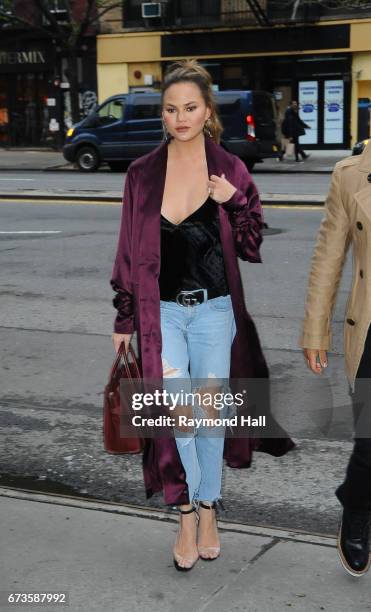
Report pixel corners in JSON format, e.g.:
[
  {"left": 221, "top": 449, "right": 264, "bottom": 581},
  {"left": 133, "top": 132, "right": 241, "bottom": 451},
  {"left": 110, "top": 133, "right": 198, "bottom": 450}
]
[{"left": 161, "top": 59, "right": 223, "bottom": 144}]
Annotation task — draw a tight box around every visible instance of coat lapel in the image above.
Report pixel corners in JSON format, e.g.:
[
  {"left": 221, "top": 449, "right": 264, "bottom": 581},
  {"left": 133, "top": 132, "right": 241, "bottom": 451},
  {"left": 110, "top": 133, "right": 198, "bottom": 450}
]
[
  {"left": 354, "top": 184, "right": 371, "bottom": 224},
  {"left": 356, "top": 139, "right": 371, "bottom": 174},
  {"left": 354, "top": 140, "right": 371, "bottom": 222}
]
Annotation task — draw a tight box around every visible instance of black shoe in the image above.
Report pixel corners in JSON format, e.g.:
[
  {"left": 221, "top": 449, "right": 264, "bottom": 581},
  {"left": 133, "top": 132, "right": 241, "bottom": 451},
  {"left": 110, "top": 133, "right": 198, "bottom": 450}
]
[
  {"left": 302, "top": 153, "right": 310, "bottom": 160},
  {"left": 337, "top": 509, "right": 371, "bottom": 577}
]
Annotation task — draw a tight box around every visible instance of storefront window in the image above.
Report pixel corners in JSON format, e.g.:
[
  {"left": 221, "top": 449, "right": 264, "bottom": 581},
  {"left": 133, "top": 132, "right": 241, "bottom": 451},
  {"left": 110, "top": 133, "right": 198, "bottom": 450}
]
[
  {"left": 0, "top": 71, "right": 50, "bottom": 146},
  {"left": 0, "top": 78, "right": 9, "bottom": 145}
]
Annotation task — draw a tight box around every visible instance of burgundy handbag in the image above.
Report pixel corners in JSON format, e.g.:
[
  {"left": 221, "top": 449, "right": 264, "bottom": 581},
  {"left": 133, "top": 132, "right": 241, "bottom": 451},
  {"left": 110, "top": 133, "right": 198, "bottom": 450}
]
[{"left": 103, "top": 342, "right": 144, "bottom": 454}]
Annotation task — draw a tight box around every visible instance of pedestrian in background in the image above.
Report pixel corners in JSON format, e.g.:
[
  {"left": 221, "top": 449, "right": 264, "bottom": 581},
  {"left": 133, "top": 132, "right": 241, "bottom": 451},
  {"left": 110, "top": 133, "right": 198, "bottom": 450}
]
[
  {"left": 280, "top": 100, "right": 310, "bottom": 162},
  {"left": 110, "top": 59, "right": 294, "bottom": 572},
  {"left": 300, "top": 141, "right": 371, "bottom": 577}
]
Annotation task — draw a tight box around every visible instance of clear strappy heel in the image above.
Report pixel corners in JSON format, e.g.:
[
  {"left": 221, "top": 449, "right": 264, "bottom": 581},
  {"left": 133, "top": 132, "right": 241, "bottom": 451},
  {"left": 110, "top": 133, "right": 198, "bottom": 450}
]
[
  {"left": 197, "top": 499, "right": 224, "bottom": 561},
  {"left": 173, "top": 505, "right": 199, "bottom": 571}
]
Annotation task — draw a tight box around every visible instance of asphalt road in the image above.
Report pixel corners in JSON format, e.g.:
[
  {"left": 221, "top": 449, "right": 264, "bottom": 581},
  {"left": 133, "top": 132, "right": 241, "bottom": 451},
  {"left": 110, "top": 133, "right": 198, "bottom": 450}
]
[
  {"left": 0, "top": 198, "right": 355, "bottom": 535},
  {"left": 0, "top": 170, "right": 332, "bottom": 197}
]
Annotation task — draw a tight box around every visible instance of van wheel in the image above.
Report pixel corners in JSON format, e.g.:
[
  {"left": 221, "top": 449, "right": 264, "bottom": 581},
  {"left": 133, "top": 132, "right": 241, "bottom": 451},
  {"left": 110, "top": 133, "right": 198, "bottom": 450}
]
[
  {"left": 76, "top": 146, "right": 99, "bottom": 172},
  {"left": 245, "top": 161, "right": 255, "bottom": 172}
]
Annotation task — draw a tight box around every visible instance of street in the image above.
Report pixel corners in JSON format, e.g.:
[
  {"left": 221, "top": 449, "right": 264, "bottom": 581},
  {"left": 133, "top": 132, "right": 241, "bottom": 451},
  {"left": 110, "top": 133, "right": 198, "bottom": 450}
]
[
  {"left": 0, "top": 191, "right": 355, "bottom": 535},
  {"left": 0, "top": 169, "right": 332, "bottom": 197}
]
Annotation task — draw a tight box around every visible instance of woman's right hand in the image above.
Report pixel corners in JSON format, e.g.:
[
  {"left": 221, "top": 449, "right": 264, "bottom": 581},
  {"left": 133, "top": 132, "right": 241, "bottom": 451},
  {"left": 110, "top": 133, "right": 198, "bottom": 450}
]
[
  {"left": 112, "top": 333, "right": 132, "bottom": 355},
  {"left": 303, "top": 348, "right": 328, "bottom": 375}
]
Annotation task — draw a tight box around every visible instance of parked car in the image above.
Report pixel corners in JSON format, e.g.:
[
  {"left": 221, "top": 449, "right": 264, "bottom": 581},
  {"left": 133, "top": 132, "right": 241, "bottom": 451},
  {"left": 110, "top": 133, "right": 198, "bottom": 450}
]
[
  {"left": 352, "top": 138, "right": 369, "bottom": 156},
  {"left": 63, "top": 90, "right": 280, "bottom": 172}
]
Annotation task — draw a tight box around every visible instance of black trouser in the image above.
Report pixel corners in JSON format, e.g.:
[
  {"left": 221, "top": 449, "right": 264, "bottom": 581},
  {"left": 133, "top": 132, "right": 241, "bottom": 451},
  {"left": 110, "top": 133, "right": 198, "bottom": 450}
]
[
  {"left": 292, "top": 136, "right": 307, "bottom": 161},
  {"left": 336, "top": 325, "right": 371, "bottom": 511}
]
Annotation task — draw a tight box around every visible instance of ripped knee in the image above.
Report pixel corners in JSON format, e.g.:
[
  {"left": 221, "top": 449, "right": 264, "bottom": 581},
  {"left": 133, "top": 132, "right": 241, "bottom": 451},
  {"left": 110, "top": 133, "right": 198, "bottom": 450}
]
[
  {"left": 173, "top": 404, "right": 195, "bottom": 434},
  {"left": 162, "top": 357, "right": 182, "bottom": 378},
  {"left": 193, "top": 382, "right": 225, "bottom": 426}
]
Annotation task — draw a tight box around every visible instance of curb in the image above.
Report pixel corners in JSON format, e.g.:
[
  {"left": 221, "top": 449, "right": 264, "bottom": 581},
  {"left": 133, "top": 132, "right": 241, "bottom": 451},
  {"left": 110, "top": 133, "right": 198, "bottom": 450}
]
[
  {"left": 0, "top": 486, "right": 335, "bottom": 548},
  {"left": 0, "top": 193, "right": 325, "bottom": 206}
]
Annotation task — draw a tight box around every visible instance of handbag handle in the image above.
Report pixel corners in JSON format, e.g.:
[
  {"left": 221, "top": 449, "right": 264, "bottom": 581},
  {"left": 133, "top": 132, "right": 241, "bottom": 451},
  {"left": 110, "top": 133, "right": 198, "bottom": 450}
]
[{"left": 109, "top": 341, "right": 141, "bottom": 384}]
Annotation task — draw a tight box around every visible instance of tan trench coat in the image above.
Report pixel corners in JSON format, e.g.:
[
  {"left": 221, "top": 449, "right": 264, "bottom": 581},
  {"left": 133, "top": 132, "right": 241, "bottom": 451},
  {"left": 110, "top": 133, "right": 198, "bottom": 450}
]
[{"left": 300, "top": 141, "right": 371, "bottom": 391}]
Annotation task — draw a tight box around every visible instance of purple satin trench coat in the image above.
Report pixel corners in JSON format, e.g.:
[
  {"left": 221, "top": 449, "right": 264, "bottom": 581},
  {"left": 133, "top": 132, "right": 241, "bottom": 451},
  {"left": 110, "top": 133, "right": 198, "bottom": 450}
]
[{"left": 110, "top": 134, "right": 295, "bottom": 506}]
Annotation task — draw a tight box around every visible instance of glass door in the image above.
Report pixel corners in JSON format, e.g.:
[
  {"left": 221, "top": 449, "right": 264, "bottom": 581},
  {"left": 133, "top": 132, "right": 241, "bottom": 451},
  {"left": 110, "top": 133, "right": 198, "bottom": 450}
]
[
  {"left": 0, "top": 75, "right": 10, "bottom": 146},
  {"left": 297, "top": 78, "right": 347, "bottom": 148},
  {"left": 11, "top": 72, "right": 49, "bottom": 146},
  {"left": 298, "top": 81, "right": 319, "bottom": 145}
]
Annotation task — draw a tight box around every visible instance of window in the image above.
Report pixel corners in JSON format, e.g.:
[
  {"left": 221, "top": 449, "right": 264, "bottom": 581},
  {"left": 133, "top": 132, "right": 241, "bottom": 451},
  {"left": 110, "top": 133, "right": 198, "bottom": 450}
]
[
  {"left": 216, "top": 96, "right": 241, "bottom": 116},
  {"left": 47, "top": 0, "right": 68, "bottom": 13},
  {"left": 180, "top": 0, "right": 220, "bottom": 18},
  {"left": 43, "top": 0, "right": 69, "bottom": 23},
  {"left": 131, "top": 96, "right": 161, "bottom": 120},
  {"left": 252, "top": 92, "right": 275, "bottom": 121},
  {"left": 97, "top": 99, "right": 125, "bottom": 124},
  {"left": 0, "top": 0, "right": 13, "bottom": 14}
]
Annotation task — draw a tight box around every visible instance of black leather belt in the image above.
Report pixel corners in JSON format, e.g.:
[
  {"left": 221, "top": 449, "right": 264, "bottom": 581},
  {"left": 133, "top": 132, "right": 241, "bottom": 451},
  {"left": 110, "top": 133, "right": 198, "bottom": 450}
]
[{"left": 162, "top": 288, "right": 228, "bottom": 306}]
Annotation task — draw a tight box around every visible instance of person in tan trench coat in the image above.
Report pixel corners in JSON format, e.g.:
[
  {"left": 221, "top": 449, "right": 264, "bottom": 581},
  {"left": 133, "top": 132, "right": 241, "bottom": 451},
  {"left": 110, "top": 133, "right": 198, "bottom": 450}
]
[{"left": 300, "top": 140, "right": 371, "bottom": 577}]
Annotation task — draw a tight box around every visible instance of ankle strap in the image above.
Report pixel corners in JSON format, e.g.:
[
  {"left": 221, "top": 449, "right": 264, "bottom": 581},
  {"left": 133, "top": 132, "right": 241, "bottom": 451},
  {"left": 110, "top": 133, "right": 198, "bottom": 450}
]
[
  {"left": 199, "top": 499, "right": 225, "bottom": 513},
  {"left": 199, "top": 501, "right": 216, "bottom": 510},
  {"left": 177, "top": 505, "right": 197, "bottom": 514}
]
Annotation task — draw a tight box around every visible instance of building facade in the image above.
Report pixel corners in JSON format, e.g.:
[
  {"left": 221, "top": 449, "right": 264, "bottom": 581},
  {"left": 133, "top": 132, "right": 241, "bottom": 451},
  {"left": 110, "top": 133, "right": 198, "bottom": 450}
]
[
  {"left": 98, "top": 1, "right": 371, "bottom": 148},
  {"left": 0, "top": 1, "right": 97, "bottom": 147}
]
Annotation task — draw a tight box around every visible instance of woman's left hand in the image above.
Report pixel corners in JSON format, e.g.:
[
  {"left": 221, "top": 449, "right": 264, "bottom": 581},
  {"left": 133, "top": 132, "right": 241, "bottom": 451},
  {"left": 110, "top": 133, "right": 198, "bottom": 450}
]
[{"left": 208, "top": 173, "right": 237, "bottom": 204}]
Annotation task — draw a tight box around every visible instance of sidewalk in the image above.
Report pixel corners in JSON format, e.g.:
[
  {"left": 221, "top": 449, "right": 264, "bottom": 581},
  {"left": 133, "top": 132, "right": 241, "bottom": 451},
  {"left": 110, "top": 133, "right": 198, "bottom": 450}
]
[
  {"left": 0, "top": 148, "right": 352, "bottom": 173},
  {"left": 255, "top": 149, "right": 351, "bottom": 174},
  {"left": 0, "top": 149, "right": 67, "bottom": 171},
  {"left": 1, "top": 487, "right": 370, "bottom": 612}
]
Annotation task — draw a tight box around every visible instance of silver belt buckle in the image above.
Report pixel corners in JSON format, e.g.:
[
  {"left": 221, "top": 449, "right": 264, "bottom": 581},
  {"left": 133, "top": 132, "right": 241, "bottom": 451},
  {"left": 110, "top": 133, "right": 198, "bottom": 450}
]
[{"left": 176, "top": 289, "right": 206, "bottom": 306}]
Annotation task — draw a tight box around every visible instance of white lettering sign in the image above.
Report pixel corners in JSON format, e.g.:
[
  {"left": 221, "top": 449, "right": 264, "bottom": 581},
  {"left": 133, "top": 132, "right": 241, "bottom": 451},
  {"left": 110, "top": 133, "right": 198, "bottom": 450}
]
[{"left": 0, "top": 50, "right": 46, "bottom": 65}]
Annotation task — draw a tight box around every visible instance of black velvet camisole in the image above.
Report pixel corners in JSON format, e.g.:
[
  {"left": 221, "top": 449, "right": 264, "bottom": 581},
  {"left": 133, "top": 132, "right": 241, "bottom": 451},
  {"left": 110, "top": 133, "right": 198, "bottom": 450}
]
[{"left": 159, "top": 196, "right": 229, "bottom": 301}]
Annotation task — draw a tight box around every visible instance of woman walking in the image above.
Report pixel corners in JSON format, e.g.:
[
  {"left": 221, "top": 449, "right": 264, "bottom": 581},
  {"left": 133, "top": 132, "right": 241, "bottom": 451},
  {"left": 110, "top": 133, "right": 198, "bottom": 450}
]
[
  {"left": 280, "top": 100, "right": 310, "bottom": 162},
  {"left": 111, "top": 60, "right": 294, "bottom": 571}
]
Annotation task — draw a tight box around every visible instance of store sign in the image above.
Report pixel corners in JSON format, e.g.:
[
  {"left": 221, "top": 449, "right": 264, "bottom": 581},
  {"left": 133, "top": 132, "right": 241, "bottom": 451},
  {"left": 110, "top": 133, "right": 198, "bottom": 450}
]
[
  {"left": 298, "top": 81, "right": 318, "bottom": 145},
  {"left": 324, "top": 80, "right": 344, "bottom": 144},
  {"left": 0, "top": 50, "right": 46, "bottom": 65},
  {"left": 0, "top": 47, "right": 53, "bottom": 73}
]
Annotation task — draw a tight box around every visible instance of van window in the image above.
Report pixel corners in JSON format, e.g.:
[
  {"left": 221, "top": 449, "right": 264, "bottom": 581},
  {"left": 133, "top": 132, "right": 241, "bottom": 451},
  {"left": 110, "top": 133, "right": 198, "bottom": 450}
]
[
  {"left": 252, "top": 93, "right": 276, "bottom": 121},
  {"left": 97, "top": 99, "right": 125, "bottom": 124},
  {"left": 216, "top": 96, "right": 241, "bottom": 116},
  {"left": 131, "top": 96, "right": 162, "bottom": 120}
]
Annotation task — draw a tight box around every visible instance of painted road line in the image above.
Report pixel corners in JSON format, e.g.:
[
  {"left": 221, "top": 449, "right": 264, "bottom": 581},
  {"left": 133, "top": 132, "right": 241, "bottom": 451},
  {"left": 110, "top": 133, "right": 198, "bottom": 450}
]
[
  {"left": 0, "top": 230, "right": 61, "bottom": 234},
  {"left": 0, "top": 198, "right": 121, "bottom": 205},
  {"left": 0, "top": 198, "right": 323, "bottom": 210},
  {"left": 263, "top": 204, "right": 323, "bottom": 210},
  {"left": 0, "top": 178, "right": 35, "bottom": 181}
]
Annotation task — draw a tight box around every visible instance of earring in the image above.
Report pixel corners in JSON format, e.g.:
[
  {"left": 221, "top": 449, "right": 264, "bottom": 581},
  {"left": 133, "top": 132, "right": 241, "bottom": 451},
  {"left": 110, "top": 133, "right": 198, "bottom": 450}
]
[
  {"left": 162, "top": 119, "right": 171, "bottom": 142},
  {"left": 203, "top": 119, "right": 213, "bottom": 138}
]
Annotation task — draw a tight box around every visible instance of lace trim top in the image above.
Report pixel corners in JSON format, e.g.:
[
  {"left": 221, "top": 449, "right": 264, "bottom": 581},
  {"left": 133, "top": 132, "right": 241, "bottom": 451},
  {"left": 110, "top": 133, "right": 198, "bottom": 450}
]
[{"left": 159, "top": 196, "right": 229, "bottom": 301}]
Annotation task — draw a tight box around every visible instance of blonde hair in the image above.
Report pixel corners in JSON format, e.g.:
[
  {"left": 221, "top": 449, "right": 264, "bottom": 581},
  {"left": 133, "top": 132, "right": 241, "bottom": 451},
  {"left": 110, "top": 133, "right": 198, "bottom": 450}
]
[{"left": 161, "top": 59, "right": 223, "bottom": 144}]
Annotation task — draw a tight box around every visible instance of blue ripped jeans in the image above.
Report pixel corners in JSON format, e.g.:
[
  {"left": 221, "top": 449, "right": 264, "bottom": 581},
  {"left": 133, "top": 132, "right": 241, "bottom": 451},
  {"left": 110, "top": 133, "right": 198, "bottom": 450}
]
[{"left": 160, "top": 293, "right": 237, "bottom": 505}]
